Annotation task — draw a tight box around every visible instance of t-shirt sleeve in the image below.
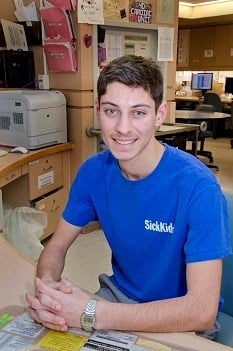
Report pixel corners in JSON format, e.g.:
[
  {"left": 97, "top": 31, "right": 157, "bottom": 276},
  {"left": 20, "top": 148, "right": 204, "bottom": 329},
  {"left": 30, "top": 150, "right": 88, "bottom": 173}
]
[
  {"left": 62, "top": 160, "right": 98, "bottom": 227},
  {"left": 184, "top": 183, "right": 232, "bottom": 263}
]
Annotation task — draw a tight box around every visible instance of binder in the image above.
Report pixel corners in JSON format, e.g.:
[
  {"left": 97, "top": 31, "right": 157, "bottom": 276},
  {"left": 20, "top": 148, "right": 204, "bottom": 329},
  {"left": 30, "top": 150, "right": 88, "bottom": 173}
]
[
  {"left": 43, "top": 38, "right": 77, "bottom": 72},
  {"left": 40, "top": 7, "right": 73, "bottom": 39},
  {"left": 44, "top": 0, "right": 76, "bottom": 11}
]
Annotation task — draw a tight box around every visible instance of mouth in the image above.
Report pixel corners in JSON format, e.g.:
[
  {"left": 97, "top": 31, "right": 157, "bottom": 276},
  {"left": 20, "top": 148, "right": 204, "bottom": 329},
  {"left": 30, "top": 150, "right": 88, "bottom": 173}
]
[{"left": 112, "top": 137, "right": 137, "bottom": 145}]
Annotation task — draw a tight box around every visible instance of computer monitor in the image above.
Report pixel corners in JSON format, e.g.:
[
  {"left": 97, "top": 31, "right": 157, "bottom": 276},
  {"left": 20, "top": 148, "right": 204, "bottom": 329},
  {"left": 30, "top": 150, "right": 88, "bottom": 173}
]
[
  {"left": 191, "top": 73, "right": 213, "bottom": 96},
  {"left": 224, "top": 77, "right": 233, "bottom": 94}
]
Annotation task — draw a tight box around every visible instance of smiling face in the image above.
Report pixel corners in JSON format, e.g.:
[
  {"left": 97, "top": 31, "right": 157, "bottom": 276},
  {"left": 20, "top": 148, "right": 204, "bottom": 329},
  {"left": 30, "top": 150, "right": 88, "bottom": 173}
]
[{"left": 96, "top": 82, "right": 167, "bottom": 167}]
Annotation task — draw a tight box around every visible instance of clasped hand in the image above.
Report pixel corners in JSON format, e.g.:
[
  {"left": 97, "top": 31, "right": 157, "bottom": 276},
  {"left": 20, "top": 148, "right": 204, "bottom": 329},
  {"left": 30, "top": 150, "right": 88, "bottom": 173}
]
[{"left": 26, "top": 277, "right": 91, "bottom": 331}]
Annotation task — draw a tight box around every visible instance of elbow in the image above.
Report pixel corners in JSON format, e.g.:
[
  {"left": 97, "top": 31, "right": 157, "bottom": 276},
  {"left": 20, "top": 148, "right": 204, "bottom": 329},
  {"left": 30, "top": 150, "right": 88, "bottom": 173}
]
[{"left": 194, "top": 308, "right": 217, "bottom": 332}]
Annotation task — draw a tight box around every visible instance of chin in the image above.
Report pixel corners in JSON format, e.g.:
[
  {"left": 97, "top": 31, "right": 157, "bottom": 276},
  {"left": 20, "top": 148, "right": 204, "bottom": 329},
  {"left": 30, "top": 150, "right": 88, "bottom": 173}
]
[{"left": 111, "top": 149, "right": 137, "bottom": 162}]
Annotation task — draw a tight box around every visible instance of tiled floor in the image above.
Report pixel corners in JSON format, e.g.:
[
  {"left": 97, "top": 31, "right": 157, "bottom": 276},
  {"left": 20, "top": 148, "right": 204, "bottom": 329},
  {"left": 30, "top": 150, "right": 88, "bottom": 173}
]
[
  {"left": 202, "top": 137, "right": 233, "bottom": 192},
  {"left": 62, "top": 137, "right": 233, "bottom": 293}
]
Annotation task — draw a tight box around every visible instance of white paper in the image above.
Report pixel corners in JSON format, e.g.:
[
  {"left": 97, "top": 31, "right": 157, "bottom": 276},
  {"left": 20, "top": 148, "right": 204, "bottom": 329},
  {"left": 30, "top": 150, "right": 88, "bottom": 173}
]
[
  {"left": 1, "top": 19, "right": 28, "bottom": 50},
  {"left": 91, "top": 329, "right": 137, "bottom": 346},
  {"left": 13, "top": 0, "right": 38, "bottom": 21},
  {"left": 78, "top": 0, "right": 104, "bottom": 24},
  {"left": 13, "top": 0, "right": 25, "bottom": 9},
  {"left": 26, "top": 2, "right": 38, "bottom": 21},
  {"left": 157, "top": 27, "right": 174, "bottom": 61},
  {"left": 0, "top": 331, "right": 32, "bottom": 351},
  {"left": 105, "top": 33, "right": 122, "bottom": 60},
  {"left": 3, "top": 313, "right": 44, "bottom": 339},
  {"left": 38, "top": 170, "right": 54, "bottom": 189}
]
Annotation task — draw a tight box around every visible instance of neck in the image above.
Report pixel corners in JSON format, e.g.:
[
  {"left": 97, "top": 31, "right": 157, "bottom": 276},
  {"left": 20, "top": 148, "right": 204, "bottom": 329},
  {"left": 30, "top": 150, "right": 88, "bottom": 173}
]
[{"left": 119, "top": 140, "right": 164, "bottom": 180}]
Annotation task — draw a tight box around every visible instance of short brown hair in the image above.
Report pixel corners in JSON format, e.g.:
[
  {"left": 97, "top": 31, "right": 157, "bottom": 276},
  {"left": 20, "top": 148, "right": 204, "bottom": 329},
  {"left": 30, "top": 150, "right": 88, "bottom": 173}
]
[{"left": 97, "top": 55, "right": 163, "bottom": 112}]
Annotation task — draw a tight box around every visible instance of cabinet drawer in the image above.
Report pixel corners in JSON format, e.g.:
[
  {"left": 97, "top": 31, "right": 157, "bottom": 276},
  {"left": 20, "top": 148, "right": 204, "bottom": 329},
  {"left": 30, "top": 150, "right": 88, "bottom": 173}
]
[
  {"left": 29, "top": 153, "right": 63, "bottom": 200},
  {"left": 0, "top": 168, "right": 21, "bottom": 188},
  {"left": 34, "top": 187, "right": 68, "bottom": 240}
]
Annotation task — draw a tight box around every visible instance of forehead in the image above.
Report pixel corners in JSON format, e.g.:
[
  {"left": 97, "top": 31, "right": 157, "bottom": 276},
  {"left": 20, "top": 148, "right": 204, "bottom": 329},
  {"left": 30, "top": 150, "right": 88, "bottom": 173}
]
[{"left": 100, "top": 82, "right": 153, "bottom": 105}]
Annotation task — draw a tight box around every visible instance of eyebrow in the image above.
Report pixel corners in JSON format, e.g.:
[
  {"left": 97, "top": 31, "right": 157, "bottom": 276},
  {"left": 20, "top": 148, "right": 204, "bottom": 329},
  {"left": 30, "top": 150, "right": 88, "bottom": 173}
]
[{"left": 100, "top": 101, "right": 152, "bottom": 109}]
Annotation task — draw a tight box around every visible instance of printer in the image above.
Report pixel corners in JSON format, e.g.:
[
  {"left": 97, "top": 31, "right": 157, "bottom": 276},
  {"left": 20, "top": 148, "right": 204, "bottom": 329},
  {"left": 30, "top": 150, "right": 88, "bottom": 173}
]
[{"left": 0, "top": 90, "right": 67, "bottom": 149}]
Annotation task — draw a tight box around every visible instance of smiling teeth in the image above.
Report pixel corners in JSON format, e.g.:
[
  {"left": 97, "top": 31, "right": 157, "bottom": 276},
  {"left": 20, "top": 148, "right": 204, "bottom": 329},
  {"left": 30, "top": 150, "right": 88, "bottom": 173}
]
[{"left": 116, "top": 140, "right": 133, "bottom": 145}]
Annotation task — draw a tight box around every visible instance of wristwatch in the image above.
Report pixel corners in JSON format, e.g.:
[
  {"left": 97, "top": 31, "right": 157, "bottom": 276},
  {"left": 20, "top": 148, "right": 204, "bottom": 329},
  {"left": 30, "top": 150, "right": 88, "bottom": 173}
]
[{"left": 81, "top": 298, "right": 97, "bottom": 332}]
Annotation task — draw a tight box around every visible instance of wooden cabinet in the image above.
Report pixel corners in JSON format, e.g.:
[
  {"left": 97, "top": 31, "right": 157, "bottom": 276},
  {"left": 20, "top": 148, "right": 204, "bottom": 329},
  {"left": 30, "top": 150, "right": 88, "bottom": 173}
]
[
  {"left": 28, "top": 153, "right": 63, "bottom": 201},
  {"left": 0, "top": 144, "right": 72, "bottom": 240},
  {"left": 34, "top": 187, "right": 67, "bottom": 240},
  {"left": 28, "top": 153, "right": 67, "bottom": 240},
  {"left": 215, "top": 24, "right": 233, "bottom": 68},
  {"left": 189, "top": 27, "right": 215, "bottom": 69},
  {"left": 178, "top": 24, "right": 233, "bottom": 70}
]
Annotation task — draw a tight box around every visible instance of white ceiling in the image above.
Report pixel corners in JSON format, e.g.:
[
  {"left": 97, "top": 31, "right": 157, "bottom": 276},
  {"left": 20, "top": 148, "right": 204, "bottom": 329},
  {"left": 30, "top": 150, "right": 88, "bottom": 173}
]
[
  {"left": 179, "top": 0, "right": 233, "bottom": 24},
  {"left": 180, "top": 0, "right": 215, "bottom": 3}
]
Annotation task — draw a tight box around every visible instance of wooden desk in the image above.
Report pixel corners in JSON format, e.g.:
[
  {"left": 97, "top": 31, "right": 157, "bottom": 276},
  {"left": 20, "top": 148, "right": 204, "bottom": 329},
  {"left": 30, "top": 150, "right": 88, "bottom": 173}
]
[
  {"left": 0, "top": 236, "right": 35, "bottom": 308},
  {"left": 175, "top": 95, "right": 201, "bottom": 103},
  {"left": 0, "top": 143, "right": 73, "bottom": 240},
  {"left": 0, "top": 236, "right": 232, "bottom": 351},
  {"left": 0, "top": 237, "right": 232, "bottom": 351}
]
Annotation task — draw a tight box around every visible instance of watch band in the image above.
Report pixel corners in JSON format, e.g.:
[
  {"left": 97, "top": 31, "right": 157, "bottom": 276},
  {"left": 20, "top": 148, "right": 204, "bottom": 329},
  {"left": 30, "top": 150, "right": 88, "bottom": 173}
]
[
  {"left": 81, "top": 298, "right": 97, "bottom": 332},
  {"left": 85, "top": 298, "right": 97, "bottom": 314}
]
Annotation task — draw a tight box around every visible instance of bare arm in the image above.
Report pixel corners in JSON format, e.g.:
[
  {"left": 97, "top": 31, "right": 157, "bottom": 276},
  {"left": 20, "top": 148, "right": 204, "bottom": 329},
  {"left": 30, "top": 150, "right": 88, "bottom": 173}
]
[
  {"left": 31, "top": 259, "right": 222, "bottom": 333},
  {"left": 96, "top": 259, "right": 222, "bottom": 333},
  {"left": 37, "top": 217, "right": 82, "bottom": 282},
  {"left": 26, "top": 218, "right": 82, "bottom": 329}
]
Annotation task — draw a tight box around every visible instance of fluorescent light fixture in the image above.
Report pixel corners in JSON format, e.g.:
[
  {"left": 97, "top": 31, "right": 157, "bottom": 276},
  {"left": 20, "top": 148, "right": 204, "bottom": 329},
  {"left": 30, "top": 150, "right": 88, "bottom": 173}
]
[{"left": 180, "top": 0, "right": 231, "bottom": 5}]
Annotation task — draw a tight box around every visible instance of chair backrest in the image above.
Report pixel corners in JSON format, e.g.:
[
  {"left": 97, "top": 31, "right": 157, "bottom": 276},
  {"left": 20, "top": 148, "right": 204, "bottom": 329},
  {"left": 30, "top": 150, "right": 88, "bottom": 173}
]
[
  {"left": 203, "top": 92, "right": 222, "bottom": 112},
  {"left": 220, "top": 191, "right": 233, "bottom": 316},
  {"left": 196, "top": 104, "right": 215, "bottom": 113}
]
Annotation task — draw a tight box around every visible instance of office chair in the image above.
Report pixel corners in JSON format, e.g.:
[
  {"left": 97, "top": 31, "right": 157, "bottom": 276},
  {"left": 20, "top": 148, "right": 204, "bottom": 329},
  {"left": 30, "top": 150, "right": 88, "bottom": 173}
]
[
  {"left": 188, "top": 104, "right": 219, "bottom": 170},
  {"left": 214, "top": 190, "right": 233, "bottom": 347},
  {"left": 203, "top": 92, "right": 222, "bottom": 112},
  {"left": 203, "top": 93, "right": 222, "bottom": 138}
]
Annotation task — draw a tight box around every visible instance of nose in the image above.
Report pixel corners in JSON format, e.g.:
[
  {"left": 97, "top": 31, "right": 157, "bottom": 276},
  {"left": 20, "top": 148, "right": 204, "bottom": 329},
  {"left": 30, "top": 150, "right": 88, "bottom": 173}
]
[{"left": 115, "top": 115, "right": 132, "bottom": 134}]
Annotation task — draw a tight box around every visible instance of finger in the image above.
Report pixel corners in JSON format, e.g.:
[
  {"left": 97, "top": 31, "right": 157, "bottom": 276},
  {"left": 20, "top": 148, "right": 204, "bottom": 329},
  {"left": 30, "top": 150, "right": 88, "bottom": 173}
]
[
  {"left": 40, "top": 321, "right": 68, "bottom": 331},
  {"left": 27, "top": 306, "right": 42, "bottom": 324},
  {"left": 27, "top": 307, "right": 67, "bottom": 331},
  {"left": 25, "top": 292, "right": 47, "bottom": 310},
  {"left": 35, "top": 277, "right": 65, "bottom": 302},
  {"left": 35, "top": 308, "right": 66, "bottom": 327},
  {"left": 39, "top": 293, "right": 62, "bottom": 312},
  {"left": 59, "top": 277, "right": 73, "bottom": 293}
]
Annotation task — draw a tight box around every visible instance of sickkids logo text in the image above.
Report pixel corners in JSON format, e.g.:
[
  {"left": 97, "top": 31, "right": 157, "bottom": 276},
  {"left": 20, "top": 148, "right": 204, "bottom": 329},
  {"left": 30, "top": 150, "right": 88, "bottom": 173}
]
[
  {"left": 145, "top": 219, "right": 175, "bottom": 234},
  {"left": 130, "top": 1, "right": 152, "bottom": 24}
]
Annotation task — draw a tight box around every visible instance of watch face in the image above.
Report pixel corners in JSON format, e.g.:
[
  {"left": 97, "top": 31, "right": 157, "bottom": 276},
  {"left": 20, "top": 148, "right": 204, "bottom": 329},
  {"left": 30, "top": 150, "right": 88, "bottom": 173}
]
[{"left": 81, "top": 314, "right": 96, "bottom": 332}]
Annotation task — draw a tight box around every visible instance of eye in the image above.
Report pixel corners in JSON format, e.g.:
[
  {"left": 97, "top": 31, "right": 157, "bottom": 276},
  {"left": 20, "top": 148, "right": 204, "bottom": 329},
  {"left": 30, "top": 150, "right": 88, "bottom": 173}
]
[
  {"left": 133, "top": 110, "right": 146, "bottom": 118},
  {"left": 104, "top": 108, "right": 118, "bottom": 117}
]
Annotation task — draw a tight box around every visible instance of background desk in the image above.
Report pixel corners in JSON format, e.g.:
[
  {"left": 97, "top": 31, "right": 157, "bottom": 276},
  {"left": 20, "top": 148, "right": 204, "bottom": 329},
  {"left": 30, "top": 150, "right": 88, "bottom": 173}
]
[
  {"left": 175, "top": 111, "right": 231, "bottom": 140},
  {"left": 0, "top": 143, "right": 73, "bottom": 240},
  {"left": 155, "top": 123, "right": 199, "bottom": 156},
  {"left": 175, "top": 95, "right": 233, "bottom": 111},
  {"left": 175, "top": 110, "right": 231, "bottom": 122}
]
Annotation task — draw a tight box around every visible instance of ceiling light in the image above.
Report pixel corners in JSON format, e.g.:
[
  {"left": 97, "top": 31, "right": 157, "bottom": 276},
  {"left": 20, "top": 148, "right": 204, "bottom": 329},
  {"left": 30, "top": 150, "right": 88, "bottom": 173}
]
[{"left": 180, "top": 0, "right": 231, "bottom": 5}]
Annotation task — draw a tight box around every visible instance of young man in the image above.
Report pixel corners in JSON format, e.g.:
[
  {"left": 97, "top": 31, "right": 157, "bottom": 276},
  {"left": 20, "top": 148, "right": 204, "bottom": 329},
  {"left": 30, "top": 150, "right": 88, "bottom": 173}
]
[{"left": 26, "top": 55, "right": 231, "bottom": 337}]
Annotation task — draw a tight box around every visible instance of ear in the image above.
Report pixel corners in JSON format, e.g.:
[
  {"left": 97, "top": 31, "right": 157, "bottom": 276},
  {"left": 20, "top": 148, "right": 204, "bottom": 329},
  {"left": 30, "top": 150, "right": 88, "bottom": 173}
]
[
  {"left": 154, "top": 101, "right": 167, "bottom": 127},
  {"left": 95, "top": 97, "right": 100, "bottom": 121}
]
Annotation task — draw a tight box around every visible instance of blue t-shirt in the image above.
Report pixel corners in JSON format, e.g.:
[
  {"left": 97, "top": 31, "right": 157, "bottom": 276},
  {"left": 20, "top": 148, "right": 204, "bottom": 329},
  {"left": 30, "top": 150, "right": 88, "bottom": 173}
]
[{"left": 62, "top": 144, "right": 232, "bottom": 303}]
